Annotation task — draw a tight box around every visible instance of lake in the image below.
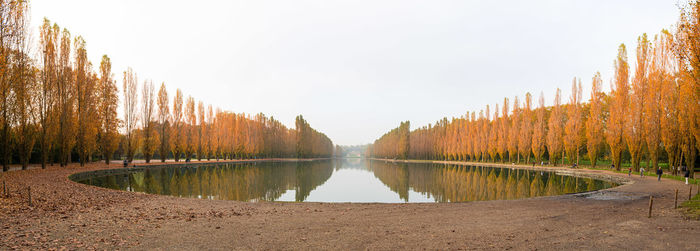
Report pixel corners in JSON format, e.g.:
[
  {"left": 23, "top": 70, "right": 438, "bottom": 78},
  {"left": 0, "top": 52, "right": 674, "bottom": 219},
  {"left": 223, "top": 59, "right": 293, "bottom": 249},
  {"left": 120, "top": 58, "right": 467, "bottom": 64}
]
[{"left": 73, "top": 159, "right": 617, "bottom": 203}]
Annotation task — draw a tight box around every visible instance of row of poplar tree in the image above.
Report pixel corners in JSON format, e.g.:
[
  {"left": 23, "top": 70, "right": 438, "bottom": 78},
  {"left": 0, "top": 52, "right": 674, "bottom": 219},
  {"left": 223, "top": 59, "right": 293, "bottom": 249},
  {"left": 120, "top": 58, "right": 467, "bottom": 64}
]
[
  {"left": 371, "top": 1, "right": 699, "bottom": 177},
  {"left": 0, "top": 1, "right": 334, "bottom": 172}
]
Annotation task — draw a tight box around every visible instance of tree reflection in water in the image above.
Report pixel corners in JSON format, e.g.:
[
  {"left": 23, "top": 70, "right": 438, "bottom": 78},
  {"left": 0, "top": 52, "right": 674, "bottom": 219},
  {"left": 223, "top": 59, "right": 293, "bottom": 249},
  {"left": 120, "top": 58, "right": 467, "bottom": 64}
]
[
  {"left": 369, "top": 161, "right": 616, "bottom": 202},
  {"left": 77, "top": 159, "right": 616, "bottom": 202}
]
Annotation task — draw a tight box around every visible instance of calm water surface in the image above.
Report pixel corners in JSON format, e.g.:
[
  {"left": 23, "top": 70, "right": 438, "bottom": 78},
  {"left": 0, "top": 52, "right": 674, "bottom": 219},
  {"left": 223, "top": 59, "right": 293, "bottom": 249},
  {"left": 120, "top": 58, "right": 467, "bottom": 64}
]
[{"left": 74, "top": 159, "right": 617, "bottom": 203}]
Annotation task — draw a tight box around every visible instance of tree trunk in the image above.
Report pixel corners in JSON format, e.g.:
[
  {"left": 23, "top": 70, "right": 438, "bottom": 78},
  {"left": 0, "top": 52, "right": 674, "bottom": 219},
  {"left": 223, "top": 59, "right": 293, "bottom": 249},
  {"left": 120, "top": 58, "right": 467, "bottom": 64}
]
[
  {"left": 576, "top": 148, "right": 579, "bottom": 165},
  {"left": 686, "top": 146, "right": 696, "bottom": 179},
  {"left": 613, "top": 150, "right": 622, "bottom": 171},
  {"left": 1, "top": 124, "right": 8, "bottom": 172}
]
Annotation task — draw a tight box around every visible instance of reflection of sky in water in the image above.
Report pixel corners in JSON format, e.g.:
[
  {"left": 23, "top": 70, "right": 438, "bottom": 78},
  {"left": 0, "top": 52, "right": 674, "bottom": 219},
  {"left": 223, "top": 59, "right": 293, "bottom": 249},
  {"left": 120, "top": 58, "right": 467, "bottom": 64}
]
[
  {"left": 76, "top": 159, "right": 617, "bottom": 203},
  {"left": 278, "top": 168, "right": 434, "bottom": 203}
]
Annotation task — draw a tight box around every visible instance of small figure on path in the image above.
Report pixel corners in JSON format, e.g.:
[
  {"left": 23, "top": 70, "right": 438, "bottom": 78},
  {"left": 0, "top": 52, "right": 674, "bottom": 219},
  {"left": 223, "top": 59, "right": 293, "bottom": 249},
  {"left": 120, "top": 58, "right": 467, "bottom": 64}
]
[
  {"left": 628, "top": 167, "right": 632, "bottom": 177},
  {"left": 682, "top": 166, "right": 690, "bottom": 185},
  {"left": 640, "top": 167, "right": 645, "bottom": 178},
  {"left": 611, "top": 163, "right": 615, "bottom": 170},
  {"left": 656, "top": 167, "right": 663, "bottom": 181}
]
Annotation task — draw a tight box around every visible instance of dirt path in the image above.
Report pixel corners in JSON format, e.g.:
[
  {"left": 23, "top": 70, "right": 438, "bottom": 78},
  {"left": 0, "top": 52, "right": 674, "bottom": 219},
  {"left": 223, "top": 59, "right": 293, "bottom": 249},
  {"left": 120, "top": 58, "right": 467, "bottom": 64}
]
[{"left": 1, "top": 160, "right": 699, "bottom": 250}]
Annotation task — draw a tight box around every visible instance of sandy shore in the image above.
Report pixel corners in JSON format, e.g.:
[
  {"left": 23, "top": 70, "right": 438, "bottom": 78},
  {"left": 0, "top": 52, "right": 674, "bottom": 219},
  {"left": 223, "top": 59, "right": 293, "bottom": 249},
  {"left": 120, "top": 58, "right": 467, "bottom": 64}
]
[{"left": 1, "top": 159, "right": 699, "bottom": 250}]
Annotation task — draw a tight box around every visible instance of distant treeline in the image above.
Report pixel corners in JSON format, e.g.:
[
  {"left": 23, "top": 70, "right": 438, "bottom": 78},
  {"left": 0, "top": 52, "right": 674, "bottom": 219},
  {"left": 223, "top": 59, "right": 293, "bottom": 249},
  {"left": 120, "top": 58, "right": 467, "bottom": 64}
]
[
  {"left": 0, "top": 0, "right": 333, "bottom": 171},
  {"left": 335, "top": 144, "right": 369, "bottom": 157},
  {"left": 370, "top": 1, "right": 699, "bottom": 177}
]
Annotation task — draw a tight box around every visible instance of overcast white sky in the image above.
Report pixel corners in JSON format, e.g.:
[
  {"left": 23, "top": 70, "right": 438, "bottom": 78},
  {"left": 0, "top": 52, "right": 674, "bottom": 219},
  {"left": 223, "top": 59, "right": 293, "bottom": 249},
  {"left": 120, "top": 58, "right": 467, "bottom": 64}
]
[{"left": 29, "top": 0, "right": 681, "bottom": 145}]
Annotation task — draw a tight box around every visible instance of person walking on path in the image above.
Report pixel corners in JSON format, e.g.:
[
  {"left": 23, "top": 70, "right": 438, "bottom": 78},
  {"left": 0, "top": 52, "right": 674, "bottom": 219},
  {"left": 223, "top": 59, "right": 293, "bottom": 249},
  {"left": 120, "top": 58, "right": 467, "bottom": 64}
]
[
  {"left": 628, "top": 167, "right": 632, "bottom": 177},
  {"left": 656, "top": 168, "right": 663, "bottom": 181},
  {"left": 640, "top": 167, "right": 645, "bottom": 178},
  {"left": 683, "top": 166, "right": 690, "bottom": 185}
]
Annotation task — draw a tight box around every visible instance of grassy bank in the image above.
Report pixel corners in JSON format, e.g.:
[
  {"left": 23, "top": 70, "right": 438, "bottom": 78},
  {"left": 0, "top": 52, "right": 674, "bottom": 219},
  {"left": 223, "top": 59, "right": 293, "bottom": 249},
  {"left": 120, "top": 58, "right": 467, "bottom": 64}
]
[{"left": 682, "top": 190, "right": 700, "bottom": 220}]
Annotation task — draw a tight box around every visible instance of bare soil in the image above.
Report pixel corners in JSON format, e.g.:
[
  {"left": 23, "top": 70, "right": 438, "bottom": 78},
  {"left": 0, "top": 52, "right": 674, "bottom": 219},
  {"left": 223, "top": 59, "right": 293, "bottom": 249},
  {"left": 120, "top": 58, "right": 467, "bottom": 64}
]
[{"left": 1, "top": 160, "right": 699, "bottom": 250}]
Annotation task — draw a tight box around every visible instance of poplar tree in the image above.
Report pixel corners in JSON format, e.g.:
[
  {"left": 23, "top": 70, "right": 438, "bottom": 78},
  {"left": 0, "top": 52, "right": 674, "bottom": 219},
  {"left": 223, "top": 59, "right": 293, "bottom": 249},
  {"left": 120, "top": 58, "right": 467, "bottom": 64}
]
[
  {"left": 122, "top": 67, "right": 139, "bottom": 162},
  {"left": 172, "top": 89, "right": 184, "bottom": 161},
  {"left": 98, "top": 55, "right": 119, "bottom": 165},
  {"left": 508, "top": 96, "right": 520, "bottom": 162},
  {"left": 197, "top": 101, "right": 205, "bottom": 161},
  {"left": 157, "top": 83, "right": 170, "bottom": 162},
  {"left": 12, "top": 1, "right": 35, "bottom": 169},
  {"left": 546, "top": 88, "right": 564, "bottom": 166},
  {"left": 205, "top": 105, "right": 214, "bottom": 160},
  {"left": 57, "top": 28, "right": 75, "bottom": 167},
  {"left": 626, "top": 34, "right": 650, "bottom": 171},
  {"left": 564, "top": 78, "right": 583, "bottom": 165},
  {"left": 644, "top": 31, "right": 671, "bottom": 170},
  {"left": 0, "top": 0, "right": 14, "bottom": 171},
  {"left": 498, "top": 98, "right": 509, "bottom": 162},
  {"left": 141, "top": 79, "right": 155, "bottom": 163},
  {"left": 532, "top": 93, "right": 546, "bottom": 164},
  {"left": 677, "top": 1, "right": 698, "bottom": 177},
  {"left": 519, "top": 93, "right": 533, "bottom": 164},
  {"left": 184, "top": 96, "right": 196, "bottom": 160},
  {"left": 38, "top": 18, "right": 58, "bottom": 169},
  {"left": 74, "top": 36, "right": 99, "bottom": 166},
  {"left": 586, "top": 73, "right": 605, "bottom": 167},
  {"left": 606, "top": 44, "right": 629, "bottom": 171}
]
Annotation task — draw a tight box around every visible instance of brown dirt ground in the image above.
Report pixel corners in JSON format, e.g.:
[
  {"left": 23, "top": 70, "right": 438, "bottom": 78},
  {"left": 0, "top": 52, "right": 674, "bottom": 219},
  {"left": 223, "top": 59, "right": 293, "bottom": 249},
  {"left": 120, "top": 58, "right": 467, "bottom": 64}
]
[{"left": 1, "top": 159, "right": 699, "bottom": 250}]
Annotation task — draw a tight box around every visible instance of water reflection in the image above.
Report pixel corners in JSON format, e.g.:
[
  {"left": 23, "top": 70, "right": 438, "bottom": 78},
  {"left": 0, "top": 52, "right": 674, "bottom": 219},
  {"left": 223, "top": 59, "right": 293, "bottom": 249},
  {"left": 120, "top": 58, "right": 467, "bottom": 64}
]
[
  {"left": 369, "top": 161, "right": 613, "bottom": 202},
  {"left": 76, "top": 159, "right": 616, "bottom": 202}
]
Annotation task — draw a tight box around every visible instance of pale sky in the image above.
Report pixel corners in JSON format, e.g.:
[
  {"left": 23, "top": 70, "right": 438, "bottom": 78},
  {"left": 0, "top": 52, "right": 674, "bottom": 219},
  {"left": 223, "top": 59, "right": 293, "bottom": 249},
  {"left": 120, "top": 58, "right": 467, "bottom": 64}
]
[{"left": 29, "top": 0, "right": 681, "bottom": 145}]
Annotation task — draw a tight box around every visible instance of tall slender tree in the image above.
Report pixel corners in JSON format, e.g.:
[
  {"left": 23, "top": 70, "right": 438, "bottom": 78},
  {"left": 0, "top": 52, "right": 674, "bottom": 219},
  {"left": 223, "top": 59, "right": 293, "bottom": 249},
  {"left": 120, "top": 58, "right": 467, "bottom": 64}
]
[
  {"left": 97, "top": 55, "right": 119, "bottom": 165},
  {"left": 488, "top": 104, "right": 499, "bottom": 162},
  {"left": 197, "top": 101, "right": 205, "bottom": 161},
  {"left": 398, "top": 121, "right": 410, "bottom": 159},
  {"left": 508, "top": 96, "right": 520, "bottom": 162},
  {"left": 482, "top": 106, "right": 490, "bottom": 161},
  {"left": 56, "top": 28, "right": 75, "bottom": 167},
  {"left": 205, "top": 104, "right": 213, "bottom": 160},
  {"left": 498, "top": 98, "right": 509, "bottom": 162},
  {"left": 157, "top": 83, "right": 170, "bottom": 162},
  {"left": 519, "top": 93, "right": 533, "bottom": 164},
  {"left": 677, "top": 1, "right": 699, "bottom": 177},
  {"left": 586, "top": 72, "right": 605, "bottom": 167},
  {"left": 660, "top": 63, "right": 681, "bottom": 173},
  {"left": 74, "top": 36, "right": 99, "bottom": 166},
  {"left": 12, "top": 1, "right": 35, "bottom": 169},
  {"left": 122, "top": 67, "right": 139, "bottom": 162},
  {"left": 0, "top": 0, "right": 14, "bottom": 170},
  {"left": 532, "top": 92, "right": 546, "bottom": 164},
  {"left": 172, "top": 89, "right": 184, "bottom": 161},
  {"left": 141, "top": 79, "right": 155, "bottom": 163},
  {"left": 644, "top": 33, "right": 663, "bottom": 171},
  {"left": 626, "top": 34, "right": 650, "bottom": 171},
  {"left": 606, "top": 44, "right": 630, "bottom": 171},
  {"left": 547, "top": 88, "right": 565, "bottom": 166},
  {"left": 184, "top": 96, "right": 196, "bottom": 160},
  {"left": 564, "top": 78, "right": 583, "bottom": 165},
  {"left": 37, "top": 18, "right": 58, "bottom": 169}
]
